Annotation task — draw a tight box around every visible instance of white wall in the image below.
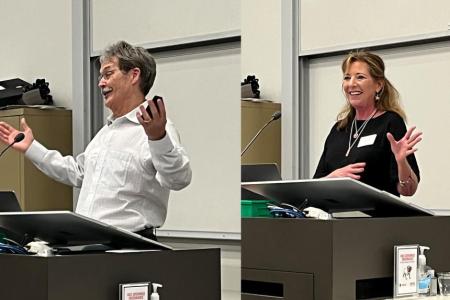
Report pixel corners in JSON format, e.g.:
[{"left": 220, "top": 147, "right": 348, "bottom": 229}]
[
  {"left": 300, "top": 0, "right": 450, "bottom": 51},
  {"left": 241, "top": 0, "right": 282, "bottom": 101},
  {"left": 92, "top": 0, "right": 240, "bottom": 53},
  {"left": 0, "top": 0, "right": 72, "bottom": 108}
]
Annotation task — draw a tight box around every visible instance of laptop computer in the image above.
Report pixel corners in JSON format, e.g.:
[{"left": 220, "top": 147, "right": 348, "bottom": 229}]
[
  {"left": 0, "top": 191, "right": 21, "bottom": 212},
  {"left": 241, "top": 163, "right": 281, "bottom": 200},
  {"left": 241, "top": 163, "right": 282, "bottom": 182}
]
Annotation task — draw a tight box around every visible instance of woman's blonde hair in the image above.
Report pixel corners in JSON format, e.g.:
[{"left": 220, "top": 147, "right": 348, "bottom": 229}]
[{"left": 337, "top": 50, "right": 406, "bottom": 129}]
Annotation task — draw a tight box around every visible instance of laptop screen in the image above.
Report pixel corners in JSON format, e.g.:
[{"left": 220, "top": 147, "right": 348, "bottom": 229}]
[
  {"left": 0, "top": 191, "right": 22, "bottom": 212},
  {"left": 241, "top": 163, "right": 281, "bottom": 182},
  {"left": 241, "top": 164, "right": 281, "bottom": 200}
]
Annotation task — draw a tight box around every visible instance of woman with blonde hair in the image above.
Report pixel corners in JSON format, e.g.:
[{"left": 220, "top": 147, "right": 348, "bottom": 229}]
[{"left": 314, "top": 50, "right": 422, "bottom": 196}]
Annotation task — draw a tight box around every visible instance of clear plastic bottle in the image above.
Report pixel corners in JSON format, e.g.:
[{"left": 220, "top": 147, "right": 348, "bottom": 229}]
[
  {"left": 418, "top": 246, "right": 430, "bottom": 295},
  {"left": 428, "top": 269, "right": 437, "bottom": 296}
]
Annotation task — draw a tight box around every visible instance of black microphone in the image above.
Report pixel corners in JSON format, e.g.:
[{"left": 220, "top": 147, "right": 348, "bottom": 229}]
[
  {"left": 0, "top": 133, "right": 25, "bottom": 158},
  {"left": 241, "top": 111, "right": 281, "bottom": 157},
  {"left": 271, "top": 111, "right": 281, "bottom": 121}
]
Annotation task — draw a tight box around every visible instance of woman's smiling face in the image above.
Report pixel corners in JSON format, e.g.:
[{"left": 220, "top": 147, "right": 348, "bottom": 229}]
[{"left": 343, "top": 60, "right": 382, "bottom": 110}]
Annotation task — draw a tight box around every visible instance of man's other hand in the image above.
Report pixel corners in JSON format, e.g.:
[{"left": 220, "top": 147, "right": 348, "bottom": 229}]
[{"left": 136, "top": 98, "right": 167, "bottom": 140}]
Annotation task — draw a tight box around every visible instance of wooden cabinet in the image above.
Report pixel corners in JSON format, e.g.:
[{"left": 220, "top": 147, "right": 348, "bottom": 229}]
[
  {"left": 241, "top": 100, "right": 281, "bottom": 168},
  {"left": 0, "top": 108, "right": 73, "bottom": 211}
]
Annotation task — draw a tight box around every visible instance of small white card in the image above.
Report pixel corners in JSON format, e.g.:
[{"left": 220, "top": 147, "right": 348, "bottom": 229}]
[
  {"left": 357, "top": 134, "right": 377, "bottom": 148},
  {"left": 119, "top": 282, "right": 150, "bottom": 300},
  {"left": 394, "top": 245, "right": 418, "bottom": 298},
  {"left": 0, "top": 85, "right": 5, "bottom": 91}
]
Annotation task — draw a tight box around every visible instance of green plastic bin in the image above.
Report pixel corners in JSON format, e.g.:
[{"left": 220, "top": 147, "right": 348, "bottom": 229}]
[{"left": 241, "top": 200, "right": 273, "bottom": 218}]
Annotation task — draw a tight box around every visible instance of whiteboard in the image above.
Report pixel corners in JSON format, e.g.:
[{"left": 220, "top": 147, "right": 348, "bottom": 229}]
[
  {"left": 149, "top": 46, "right": 241, "bottom": 235},
  {"left": 300, "top": 0, "right": 450, "bottom": 51},
  {"left": 92, "top": 0, "right": 240, "bottom": 53},
  {"left": 308, "top": 42, "right": 450, "bottom": 209}
]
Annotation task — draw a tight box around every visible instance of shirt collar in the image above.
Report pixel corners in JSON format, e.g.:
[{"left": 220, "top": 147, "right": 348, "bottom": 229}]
[{"left": 107, "top": 102, "right": 148, "bottom": 126}]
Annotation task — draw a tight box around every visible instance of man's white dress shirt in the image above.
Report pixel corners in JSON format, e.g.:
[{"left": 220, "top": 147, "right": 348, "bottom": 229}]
[{"left": 25, "top": 105, "right": 191, "bottom": 232}]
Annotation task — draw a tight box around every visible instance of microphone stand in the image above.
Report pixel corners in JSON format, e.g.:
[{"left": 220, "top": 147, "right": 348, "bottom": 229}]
[{"left": 241, "top": 112, "right": 281, "bottom": 157}]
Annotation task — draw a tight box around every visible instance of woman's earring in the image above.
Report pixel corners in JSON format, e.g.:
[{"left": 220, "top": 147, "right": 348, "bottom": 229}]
[{"left": 375, "top": 91, "right": 381, "bottom": 102}]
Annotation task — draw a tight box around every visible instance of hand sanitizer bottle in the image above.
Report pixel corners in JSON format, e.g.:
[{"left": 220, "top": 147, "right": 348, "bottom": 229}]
[
  {"left": 418, "top": 246, "right": 430, "bottom": 294},
  {"left": 428, "top": 269, "right": 437, "bottom": 296},
  {"left": 150, "top": 283, "right": 162, "bottom": 300}
]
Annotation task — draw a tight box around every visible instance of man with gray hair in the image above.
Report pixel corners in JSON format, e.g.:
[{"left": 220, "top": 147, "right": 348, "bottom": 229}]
[{"left": 0, "top": 41, "right": 192, "bottom": 240}]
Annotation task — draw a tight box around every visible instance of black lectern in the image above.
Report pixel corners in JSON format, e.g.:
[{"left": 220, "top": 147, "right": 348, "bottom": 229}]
[
  {"left": 0, "top": 211, "right": 221, "bottom": 300},
  {"left": 241, "top": 179, "right": 449, "bottom": 300}
]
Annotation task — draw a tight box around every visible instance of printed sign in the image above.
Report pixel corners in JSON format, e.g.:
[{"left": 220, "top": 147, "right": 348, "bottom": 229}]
[
  {"left": 119, "top": 282, "right": 150, "bottom": 300},
  {"left": 394, "top": 245, "right": 418, "bottom": 298}
]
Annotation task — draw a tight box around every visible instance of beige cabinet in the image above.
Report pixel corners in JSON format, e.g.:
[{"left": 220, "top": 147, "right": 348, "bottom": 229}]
[
  {"left": 0, "top": 108, "right": 73, "bottom": 211},
  {"left": 241, "top": 101, "right": 281, "bottom": 169}
]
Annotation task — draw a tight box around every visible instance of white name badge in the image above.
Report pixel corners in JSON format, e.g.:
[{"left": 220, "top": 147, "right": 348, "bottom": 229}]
[{"left": 358, "top": 134, "right": 377, "bottom": 148}]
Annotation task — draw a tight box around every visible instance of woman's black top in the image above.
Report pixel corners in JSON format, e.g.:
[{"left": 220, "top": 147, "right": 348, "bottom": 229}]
[{"left": 313, "top": 111, "right": 420, "bottom": 196}]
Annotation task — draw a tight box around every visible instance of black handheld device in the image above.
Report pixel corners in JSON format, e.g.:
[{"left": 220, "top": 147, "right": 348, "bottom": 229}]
[{"left": 146, "top": 95, "right": 163, "bottom": 118}]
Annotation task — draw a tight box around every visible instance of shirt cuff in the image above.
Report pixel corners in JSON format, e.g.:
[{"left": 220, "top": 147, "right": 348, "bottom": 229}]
[
  {"left": 24, "top": 140, "right": 48, "bottom": 162},
  {"left": 148, "top": 132, "right": 174, "bottom": 154}
]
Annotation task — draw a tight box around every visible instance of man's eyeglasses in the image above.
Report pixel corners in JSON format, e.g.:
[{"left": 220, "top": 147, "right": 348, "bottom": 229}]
[{"left": 98, "top": 68, "right": 120, "bottom": 82}]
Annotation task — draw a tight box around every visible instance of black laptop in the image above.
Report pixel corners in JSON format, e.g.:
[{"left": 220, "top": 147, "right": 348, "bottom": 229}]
[
  {"left": 241, "top": 163, "right": 282, "bottom": 182},
  {"left": 0, "top": 191, "right": 22, "bottom": 212},
  {"left": 241, "top": 163, "right": 281, "bottom": 200}
]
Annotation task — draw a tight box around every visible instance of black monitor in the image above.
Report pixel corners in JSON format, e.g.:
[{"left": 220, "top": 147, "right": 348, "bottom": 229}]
[{"left": 0, "top": 191, "right": 21, "bottom": 212}]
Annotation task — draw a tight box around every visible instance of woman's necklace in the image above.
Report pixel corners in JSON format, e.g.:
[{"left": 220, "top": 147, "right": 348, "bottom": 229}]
[
  {"left": 353, "top": 119, "right": 362, "bottom": 139},
  {"left": 345, "top": 109, "right": 377, "bottom": 157}
]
